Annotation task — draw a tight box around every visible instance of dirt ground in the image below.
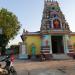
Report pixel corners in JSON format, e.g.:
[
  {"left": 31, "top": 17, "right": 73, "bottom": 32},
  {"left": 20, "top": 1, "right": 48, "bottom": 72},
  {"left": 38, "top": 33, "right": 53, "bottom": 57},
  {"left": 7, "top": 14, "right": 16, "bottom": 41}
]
[
  {"left": 1, "top": 59, "right": 75, "bottom": 75},
  {"left": 14, "top": 59, "right": 75, "bottom": 71}
]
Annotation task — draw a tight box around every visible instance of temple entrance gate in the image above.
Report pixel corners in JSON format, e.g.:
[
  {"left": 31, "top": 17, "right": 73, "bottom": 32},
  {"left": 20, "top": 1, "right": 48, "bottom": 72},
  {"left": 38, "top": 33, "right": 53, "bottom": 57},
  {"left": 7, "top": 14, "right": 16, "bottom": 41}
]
[{"left": 51, "top": 36, "right": 64, "bottom": 54}]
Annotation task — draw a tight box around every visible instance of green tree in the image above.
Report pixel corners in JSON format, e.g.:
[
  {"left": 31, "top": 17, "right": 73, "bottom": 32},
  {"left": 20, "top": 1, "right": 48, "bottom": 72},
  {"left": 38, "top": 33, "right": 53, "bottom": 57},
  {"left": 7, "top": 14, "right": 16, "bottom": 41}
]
[{"left": 0, "top": 8, "right": 21, "bottom": 55}]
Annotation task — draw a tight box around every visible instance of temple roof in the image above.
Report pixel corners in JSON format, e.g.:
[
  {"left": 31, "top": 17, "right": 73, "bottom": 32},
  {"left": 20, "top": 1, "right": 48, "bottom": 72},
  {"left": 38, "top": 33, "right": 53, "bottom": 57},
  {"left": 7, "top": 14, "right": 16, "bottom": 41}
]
[{"left": 22, "top": 31, "right": 40, "bottom": 36}]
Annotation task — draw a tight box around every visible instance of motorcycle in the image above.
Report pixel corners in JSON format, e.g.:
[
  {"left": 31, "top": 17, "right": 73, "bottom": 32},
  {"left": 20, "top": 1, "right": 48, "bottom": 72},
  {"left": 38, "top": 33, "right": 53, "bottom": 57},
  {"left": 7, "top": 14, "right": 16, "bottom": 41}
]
[
  {"left": 0, "top": 65, "right": 17, "bottom": 75},
  {"left": 0, "top": 67, "right": 8, "bottom": 75},
  {"left": 0, "top": 56, "right": 17, "bottom": 75}
]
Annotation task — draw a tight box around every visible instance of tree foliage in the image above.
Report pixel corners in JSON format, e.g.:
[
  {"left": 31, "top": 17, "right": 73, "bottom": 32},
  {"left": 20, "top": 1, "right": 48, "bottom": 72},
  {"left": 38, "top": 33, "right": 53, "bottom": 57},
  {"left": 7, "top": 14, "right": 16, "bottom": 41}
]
[{"left": 0, "top": 8, "right": 21, "bottom": 50}]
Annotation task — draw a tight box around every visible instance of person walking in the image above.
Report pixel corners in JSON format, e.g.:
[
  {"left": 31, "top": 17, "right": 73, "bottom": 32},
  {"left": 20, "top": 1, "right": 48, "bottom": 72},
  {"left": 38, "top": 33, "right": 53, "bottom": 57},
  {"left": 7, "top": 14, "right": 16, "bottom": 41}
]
[{"left": 10, "top": 53, "right": 15, "bottom": 67}]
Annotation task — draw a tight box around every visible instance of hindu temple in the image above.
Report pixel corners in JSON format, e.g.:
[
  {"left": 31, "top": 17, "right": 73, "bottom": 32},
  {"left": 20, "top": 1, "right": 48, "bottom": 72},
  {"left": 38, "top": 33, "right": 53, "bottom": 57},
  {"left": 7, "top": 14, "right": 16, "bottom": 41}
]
[{"left": 20, "top": 0, "right": 75, "bottom": 60}]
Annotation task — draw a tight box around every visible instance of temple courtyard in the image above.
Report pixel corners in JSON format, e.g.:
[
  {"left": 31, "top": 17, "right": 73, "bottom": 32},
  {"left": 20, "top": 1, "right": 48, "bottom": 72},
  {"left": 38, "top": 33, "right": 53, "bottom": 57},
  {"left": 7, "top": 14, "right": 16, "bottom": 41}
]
[{"left": 11, "top": 59, "right": 75, "bottom": 75}]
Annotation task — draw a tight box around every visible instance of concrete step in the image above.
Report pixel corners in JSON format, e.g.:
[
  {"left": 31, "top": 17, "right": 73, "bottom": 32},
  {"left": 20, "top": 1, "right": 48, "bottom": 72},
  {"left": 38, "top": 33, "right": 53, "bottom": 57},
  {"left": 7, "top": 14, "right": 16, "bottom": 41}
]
[{"left": 52, "top": 54, "right": 73, "bottom": 60}]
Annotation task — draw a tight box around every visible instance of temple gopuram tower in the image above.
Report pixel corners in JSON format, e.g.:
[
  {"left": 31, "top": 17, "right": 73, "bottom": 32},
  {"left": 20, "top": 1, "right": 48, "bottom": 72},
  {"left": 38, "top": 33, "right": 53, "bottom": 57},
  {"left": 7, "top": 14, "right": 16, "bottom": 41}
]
[{"left": 40, "top": 0, "right": 73, "bottom": 59}]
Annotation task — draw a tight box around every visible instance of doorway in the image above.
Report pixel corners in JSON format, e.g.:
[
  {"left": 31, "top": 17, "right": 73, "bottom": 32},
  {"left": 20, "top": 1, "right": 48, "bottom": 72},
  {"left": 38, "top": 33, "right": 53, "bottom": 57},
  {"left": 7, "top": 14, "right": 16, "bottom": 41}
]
[{"left": 51, "top": 36, "right": 64, "bottom": 54}]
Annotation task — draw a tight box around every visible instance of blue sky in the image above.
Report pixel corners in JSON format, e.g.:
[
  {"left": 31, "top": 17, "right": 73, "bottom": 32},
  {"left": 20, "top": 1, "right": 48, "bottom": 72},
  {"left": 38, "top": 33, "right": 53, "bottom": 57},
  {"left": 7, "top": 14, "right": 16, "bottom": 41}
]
[{"left": 0, "top": 0, "right": 75, "bottom": 46}]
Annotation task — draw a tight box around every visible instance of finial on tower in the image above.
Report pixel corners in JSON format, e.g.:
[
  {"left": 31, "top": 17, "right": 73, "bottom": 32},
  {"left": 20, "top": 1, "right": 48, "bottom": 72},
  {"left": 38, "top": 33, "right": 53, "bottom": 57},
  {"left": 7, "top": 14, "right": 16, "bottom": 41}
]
[
  {"left": 44, "top": 0, "right": 55, "bottom": 2},
  {"left": 47, "top": 0, "right": 51, "bottom": 1}
]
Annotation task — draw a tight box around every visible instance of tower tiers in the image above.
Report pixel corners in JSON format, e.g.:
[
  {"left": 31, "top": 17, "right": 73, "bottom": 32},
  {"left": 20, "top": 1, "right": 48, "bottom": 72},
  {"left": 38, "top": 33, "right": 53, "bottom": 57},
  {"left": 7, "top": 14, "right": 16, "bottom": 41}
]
[{"left": 41, "top": 0, "right": 70, "bottom": 33}]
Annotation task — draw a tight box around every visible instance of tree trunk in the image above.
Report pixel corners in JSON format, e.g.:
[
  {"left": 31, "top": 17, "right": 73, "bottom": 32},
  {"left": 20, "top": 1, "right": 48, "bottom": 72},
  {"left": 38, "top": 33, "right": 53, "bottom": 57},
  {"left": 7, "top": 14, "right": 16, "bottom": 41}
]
[{"left": 1, "top": 46, "right": 6, "bottom": 55}]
